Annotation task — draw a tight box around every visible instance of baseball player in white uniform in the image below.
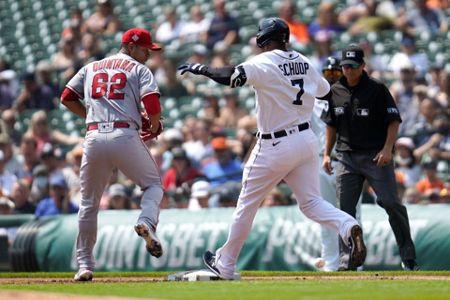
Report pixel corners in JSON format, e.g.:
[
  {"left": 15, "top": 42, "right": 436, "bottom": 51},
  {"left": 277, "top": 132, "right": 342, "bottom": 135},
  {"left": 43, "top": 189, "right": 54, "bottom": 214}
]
[
  {"left": 61, "top": 28, "right": 165, "bottom": 281},
  {"left": 178, "top": 18, "right": 367, "bottom": 279}
]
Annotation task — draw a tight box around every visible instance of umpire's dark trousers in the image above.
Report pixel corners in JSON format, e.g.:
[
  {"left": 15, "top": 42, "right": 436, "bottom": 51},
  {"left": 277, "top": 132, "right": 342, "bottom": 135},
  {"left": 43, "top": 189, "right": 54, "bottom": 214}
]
[{"left": 335, "top": 150, "right": 416, "bottom": 261}]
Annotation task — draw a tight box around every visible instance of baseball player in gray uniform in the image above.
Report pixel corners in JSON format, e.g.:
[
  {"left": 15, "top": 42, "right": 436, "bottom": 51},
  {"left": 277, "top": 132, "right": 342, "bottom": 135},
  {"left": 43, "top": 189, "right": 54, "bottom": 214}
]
[
  {"left": 61, "top": 28, "right": 164, "bottom": 281},
  {"left": 178, "top": 18, "right": 367, "bottom": 279}
]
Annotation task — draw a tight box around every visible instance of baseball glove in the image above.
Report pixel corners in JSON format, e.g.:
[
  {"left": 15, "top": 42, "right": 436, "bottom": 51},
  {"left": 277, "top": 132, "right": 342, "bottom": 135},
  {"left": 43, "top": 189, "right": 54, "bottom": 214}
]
[{"left": 140, "top": 112, "right": 163, "bottom": 141}]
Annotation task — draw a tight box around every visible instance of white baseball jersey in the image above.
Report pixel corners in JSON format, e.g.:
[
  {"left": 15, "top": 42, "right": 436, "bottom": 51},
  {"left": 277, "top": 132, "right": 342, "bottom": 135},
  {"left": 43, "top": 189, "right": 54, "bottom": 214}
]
[
  {"left": 66, "top": 52, "right": 159, "bottom": 128},
  {"left": 233, "top": 49, "right": 330, "bottom": 133}
]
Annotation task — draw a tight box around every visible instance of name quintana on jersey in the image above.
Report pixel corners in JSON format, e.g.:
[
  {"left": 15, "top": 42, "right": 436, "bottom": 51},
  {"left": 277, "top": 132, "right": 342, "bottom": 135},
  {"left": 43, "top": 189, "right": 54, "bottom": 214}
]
[{"left": 278, "top": 62, "right": 309, "bottom": 76}]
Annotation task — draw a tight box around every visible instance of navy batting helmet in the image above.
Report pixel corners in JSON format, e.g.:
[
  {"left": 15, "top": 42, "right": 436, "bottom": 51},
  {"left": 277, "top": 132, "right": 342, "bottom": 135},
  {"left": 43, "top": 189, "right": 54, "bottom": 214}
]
[
  {"left": 256, "top": 17, "right": 290, "bottom": 48},
  {"left": 322, "top": 56, "right": 341, "bottom": 71}
]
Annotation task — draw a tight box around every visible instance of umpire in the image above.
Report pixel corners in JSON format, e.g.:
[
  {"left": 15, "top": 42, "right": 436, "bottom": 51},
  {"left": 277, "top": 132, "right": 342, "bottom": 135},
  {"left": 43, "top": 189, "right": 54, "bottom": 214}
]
[{"left": 321, "top": 44, "right": 418, "bottom": 271}]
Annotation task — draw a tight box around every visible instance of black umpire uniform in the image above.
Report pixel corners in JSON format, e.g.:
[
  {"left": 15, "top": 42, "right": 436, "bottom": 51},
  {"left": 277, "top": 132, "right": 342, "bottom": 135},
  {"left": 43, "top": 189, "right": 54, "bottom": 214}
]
[{"left": 321, "top": 45, "right": 418, "bottom": 271}]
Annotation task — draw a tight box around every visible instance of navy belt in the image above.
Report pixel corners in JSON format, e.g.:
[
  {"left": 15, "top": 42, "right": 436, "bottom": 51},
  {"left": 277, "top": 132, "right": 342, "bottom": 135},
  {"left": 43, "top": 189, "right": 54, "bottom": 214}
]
[{"left": 257, "top": 122, "right": 309, "bottom": 139}]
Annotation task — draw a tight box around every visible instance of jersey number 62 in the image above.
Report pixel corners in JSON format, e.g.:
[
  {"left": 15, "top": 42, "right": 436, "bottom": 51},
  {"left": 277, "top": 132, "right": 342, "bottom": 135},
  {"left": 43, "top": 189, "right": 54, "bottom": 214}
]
[{"left": 91, "top": 72, "right": 127, "bottom": 100}]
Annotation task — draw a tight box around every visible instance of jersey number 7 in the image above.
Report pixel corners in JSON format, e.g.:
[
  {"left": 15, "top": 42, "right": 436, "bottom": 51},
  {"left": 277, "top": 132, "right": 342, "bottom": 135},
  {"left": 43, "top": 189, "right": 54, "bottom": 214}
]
[
  {"left": 291, "top": 79, "right": 304, "bottom": 105},
  {"left": 91, "top": 72, "right": 127, "bottom": 100}
]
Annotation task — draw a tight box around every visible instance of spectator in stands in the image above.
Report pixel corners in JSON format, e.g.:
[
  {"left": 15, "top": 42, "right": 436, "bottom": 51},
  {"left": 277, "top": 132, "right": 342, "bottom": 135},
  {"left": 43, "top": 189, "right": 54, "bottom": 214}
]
[
  {"left": 36, "top": 60, "right": 60, "bottom": 100},
  {"left": 389, "top": 59, "right": 418, "bottom": 136},
  {"left": 217, "top": 88, "right": 248, "bottom": 129},
  {"left": 0, "top": 149, "right": 17, "bottom": 197},
  {"left": 201, "top": 137, "right": 242, "bottom": 188},
  {"left": 213, "top": 181, "right": 240, "bottom": 208},
  {"left": 389, "top": 35, "right": 429, "bottom": 80},
  {"left": 159, "top": 128, "right": 184, "bottom": 174},
  {"left": 13, "top": 72, "right": 57, "bottom": 112},
  {"left": 78, "top": 33, "right": 105, "bottom": 65},
  {"left": 236, "top": 115, "right": 257, "bottom": 163},
  {"left": 17, "top": 133, "right": 39, "bottom": 179},
  {"left": 415, "top": 160, "right": 446, "bottom": 200},
  {"left": 163, "top": 147, "right": 202, "bottom": 192},
  {"left": 0, "top": 196, "right": 14, "bottom": 215},
  {"left": 278, "top": 0, "right": 309, "bottom": 46},
  {"left": 182, "top": 45, "right": 209, "bottom": 94},
  {"left": 51, "top": 35, "right": 81, "bottom": 88},
  {"left": 1, "top": 109, "right": 21, "bottom": 147},
  {"left": 427, "top": 64, "right": 447, "bottom": 104},
  {"left": 179, "top": 5, "right": 209, "bottom": 43},
  {"left": 107, "top": 183, "right": 131, "bottom": 210},
  {"left": 182, "top": 121, "right": 213, "bottom": 165},
  {"left": 357, "top": 38, "right": 387, "bottom": 78},
  {"left": 309, "top": 30, "right": 338, "bottom": 72},
  {"left": 308, "top": 2, "right": 344, "bottom": 38},
  {"left": 62, "top": 144, "right": 83, "bottom": 206},
  {"left": 158, "top": 59, "right": 189, "bottom": 98},
  {"left": 397, "top": 0, "right": 448, "bottom": 36},
  {"left": 339, "top": 0, "right": 394, "bottom": 36},
  {"left": 210, "top": 41, "right": 233, "bottom": 68},
  {"left": 35, "top": 172, "right": 78, "bottom": 217},
  {"left": 83, "top": 0, "right": 120, "bottom": 36},
  {"left": 409, "top": 98, "right": 442, "bottom": 156},
  {"left": 0, "top": 135, "right": 24, "bottom": 179},
  {"left": 200, "top": 91, "right": 221, "bottom": 121},
  {"left": 394, "top": 137, "right": 422, "bottom": 188},
  {"left": 261, "top": 187, "right": 290, "bottom": 207},
  {"left": 155, "top": 5, "right": 186, "bottom": 44},
  {"left": 417, "top": 114, "right": 450, "bottom": 163},
  {"left": 61, "top": 8, "right": 85, "bottom": 48},
  {"left": 40, "top": 143, "right": 63, "bottom": 177},
  {"left": 11, "top": 178, "right": 35, "bottom": 214},
  {"left": 206, "top": 0, "right": 240, "bottom": 50},
  {"left": 29, "top": 164, "right": 49, "bottom": 204},
  {"left": 0, "top": 58, "right": 19, "bottom": 101},
  {"left": 188, "top": 180, "right": 211, "bottom": 210},
  {"left": 24, "top": 110, "right": 82, "bottom": 155},
  {"left": 0, "top": 69, "right": 17, "bottom": 111}
]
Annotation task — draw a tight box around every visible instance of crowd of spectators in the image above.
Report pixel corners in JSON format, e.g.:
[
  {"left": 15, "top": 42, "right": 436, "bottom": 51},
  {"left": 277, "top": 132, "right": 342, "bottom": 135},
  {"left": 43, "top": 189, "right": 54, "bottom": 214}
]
[{"left": 0, "top": 0, "right": 448, "bottom": 217}]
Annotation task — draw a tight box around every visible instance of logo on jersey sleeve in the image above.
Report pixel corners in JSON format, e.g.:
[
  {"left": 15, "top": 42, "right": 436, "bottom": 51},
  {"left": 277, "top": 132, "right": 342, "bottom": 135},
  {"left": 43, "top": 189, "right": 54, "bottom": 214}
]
[
  {"left": 387, "top": 107, "right": 399, "bottom": 114},
  {"left": 334, "top": 107, "right": 345, "bottom": 115},
  {"left": 230, "top": 66, "right": 247, "bottom": 88}
]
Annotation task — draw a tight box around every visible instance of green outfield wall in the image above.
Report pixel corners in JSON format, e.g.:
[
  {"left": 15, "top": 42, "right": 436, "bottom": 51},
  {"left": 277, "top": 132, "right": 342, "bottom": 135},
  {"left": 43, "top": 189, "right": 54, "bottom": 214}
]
[{"left": 6, "top": 204, "right": 450, "bottom": 272}]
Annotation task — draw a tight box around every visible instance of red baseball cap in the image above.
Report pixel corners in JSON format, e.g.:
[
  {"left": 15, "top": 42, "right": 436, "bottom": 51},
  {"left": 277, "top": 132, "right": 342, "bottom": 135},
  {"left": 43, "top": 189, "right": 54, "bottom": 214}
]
[{"left": 121, "top": 28, "right": 161, "bottom": 51}]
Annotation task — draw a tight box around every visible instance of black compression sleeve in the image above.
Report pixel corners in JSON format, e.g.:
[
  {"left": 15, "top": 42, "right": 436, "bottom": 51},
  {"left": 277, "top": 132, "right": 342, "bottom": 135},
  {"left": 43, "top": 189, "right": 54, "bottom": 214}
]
[{"left": 203, "top": 66, "right": 235, "bottom": 86}]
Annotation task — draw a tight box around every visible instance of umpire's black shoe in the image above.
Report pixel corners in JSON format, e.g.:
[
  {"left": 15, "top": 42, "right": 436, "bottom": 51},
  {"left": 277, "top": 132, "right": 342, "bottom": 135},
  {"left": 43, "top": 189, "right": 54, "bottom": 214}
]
[
  {"left": 402, "top": 260, "right": 420, "bottom": 271},
  {"left": 348, "top": 225, "right": 367, "bottom": 270},
  {"left": 203, "top": 251, "right": 228, "bottom": 280}
]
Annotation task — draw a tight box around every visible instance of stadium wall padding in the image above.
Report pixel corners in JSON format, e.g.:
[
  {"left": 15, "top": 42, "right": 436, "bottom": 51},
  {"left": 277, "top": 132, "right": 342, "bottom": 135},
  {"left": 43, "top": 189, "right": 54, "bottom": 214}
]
[{"left": 8, "top": 204, "right": 450, "bottom": 272}]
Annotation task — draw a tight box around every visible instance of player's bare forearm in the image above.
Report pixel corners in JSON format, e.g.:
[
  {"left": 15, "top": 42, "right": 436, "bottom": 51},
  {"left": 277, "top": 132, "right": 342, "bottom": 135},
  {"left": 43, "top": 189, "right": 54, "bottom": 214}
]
[
  {"left": 324, "top": 125, "right": 337, "bottom": 157},
  {"left": 383, "top": 121, "right": 399, "bottom": 152},
  {"left": 62, "top": 100, "right": 87, "bottom": 118}
]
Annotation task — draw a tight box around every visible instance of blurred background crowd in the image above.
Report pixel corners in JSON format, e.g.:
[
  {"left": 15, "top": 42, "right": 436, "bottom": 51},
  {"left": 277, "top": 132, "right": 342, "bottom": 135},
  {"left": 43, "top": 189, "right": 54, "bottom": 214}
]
[{"left": 0, "top": 0, "right": 448, "bottom": 217}]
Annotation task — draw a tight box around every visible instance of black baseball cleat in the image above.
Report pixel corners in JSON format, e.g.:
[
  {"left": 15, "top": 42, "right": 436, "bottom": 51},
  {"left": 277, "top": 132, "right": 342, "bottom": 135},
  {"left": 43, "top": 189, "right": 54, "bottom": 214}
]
[
  {"left": 401, "top": 260, "right": 420, "bottom": 271},
  {"left": 134, "top": 223, "right": 163, "bottom": 258},
  {"left": 203, "top": 251, "right": 227, "bottom": 280},
  {"left": 348, "top": 225, "right": 367, "bottom": 270}
]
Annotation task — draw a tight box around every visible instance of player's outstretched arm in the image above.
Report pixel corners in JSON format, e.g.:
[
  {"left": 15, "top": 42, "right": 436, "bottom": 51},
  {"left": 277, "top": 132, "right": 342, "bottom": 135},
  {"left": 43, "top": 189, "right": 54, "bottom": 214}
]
[{"left": 177, "top": 63, "right": 235, "bottom": 86}]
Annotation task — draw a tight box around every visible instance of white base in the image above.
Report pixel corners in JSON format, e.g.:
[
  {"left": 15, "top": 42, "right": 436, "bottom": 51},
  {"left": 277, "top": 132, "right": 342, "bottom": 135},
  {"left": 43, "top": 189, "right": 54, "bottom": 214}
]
[{"left": 167, "top": 269, "right": 241, "bottom": 281}]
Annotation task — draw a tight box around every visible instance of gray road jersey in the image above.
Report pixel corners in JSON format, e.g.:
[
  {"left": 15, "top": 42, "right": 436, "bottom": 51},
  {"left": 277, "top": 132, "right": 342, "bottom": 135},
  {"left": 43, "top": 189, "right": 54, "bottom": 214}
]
[
  {"left": 238, "top": 49, "right": 330, "bottom": 133},
  {"left": 66, "top": 52, "right": 159, "bottom": 128}
]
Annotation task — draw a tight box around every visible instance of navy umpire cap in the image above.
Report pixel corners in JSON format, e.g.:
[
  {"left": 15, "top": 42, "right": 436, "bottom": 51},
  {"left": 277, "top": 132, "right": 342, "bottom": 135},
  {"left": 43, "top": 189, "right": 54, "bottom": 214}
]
[
  {"left": 256, "top": 17, "right": 290, "bottom": 48},
  {"left": 340, "top": 44, "right": 365, "bottom": 65}
]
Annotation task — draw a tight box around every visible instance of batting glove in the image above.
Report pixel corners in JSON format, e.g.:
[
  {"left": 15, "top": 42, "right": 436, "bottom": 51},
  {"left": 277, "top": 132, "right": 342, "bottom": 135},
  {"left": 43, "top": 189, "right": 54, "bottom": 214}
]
[{"left": 177, "top": 63, "right": 208, "bottom": 76}]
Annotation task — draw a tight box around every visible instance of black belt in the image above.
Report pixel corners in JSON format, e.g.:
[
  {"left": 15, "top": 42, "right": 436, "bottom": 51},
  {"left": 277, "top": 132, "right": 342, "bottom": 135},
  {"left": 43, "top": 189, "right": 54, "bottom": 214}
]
[{"left": 257, "top": 122, "right": 309, "bottom": 139}]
